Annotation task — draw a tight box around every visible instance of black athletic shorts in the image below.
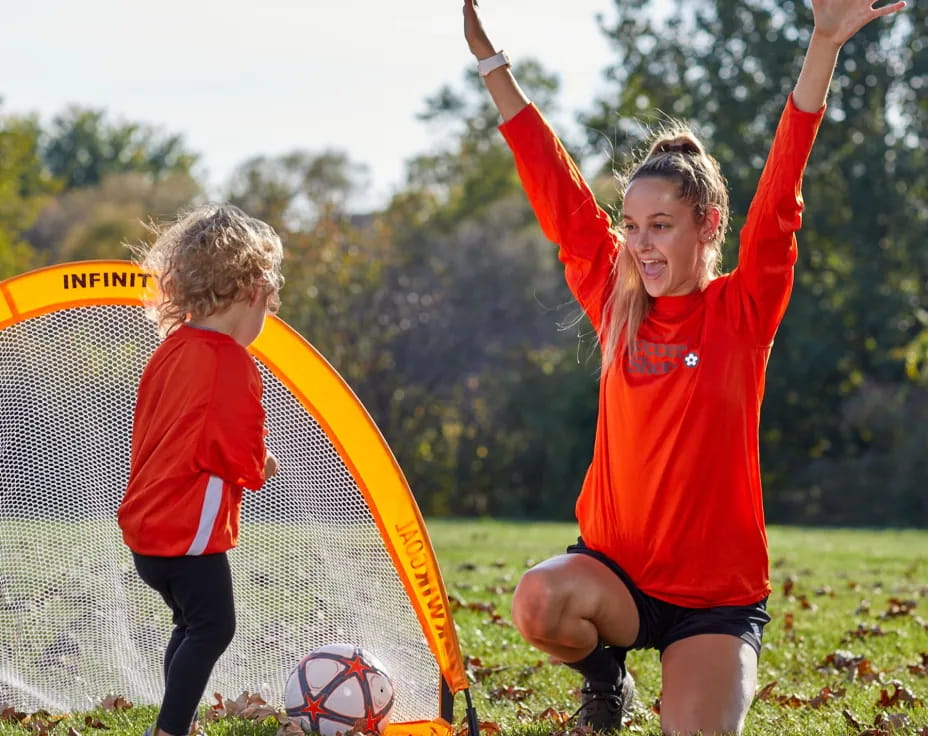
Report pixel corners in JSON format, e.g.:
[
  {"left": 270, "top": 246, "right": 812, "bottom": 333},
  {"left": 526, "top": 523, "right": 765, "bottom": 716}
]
[{"left": 567, "top": 537, "right": 770, "bottom": 657}]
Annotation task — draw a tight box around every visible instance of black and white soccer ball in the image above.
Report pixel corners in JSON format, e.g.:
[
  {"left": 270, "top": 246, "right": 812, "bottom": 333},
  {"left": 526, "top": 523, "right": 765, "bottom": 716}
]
[{"left": 285, "top": 643, "right": 395, "bottom": 735}]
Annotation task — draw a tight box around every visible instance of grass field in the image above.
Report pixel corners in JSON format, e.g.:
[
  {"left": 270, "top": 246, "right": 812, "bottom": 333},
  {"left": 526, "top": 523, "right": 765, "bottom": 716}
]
[
  {"left": 1, "top": 520, "right": 926, "bottom": 735},
  {"left": 433, "top": 520, "right": 928, "bottom": 735}
]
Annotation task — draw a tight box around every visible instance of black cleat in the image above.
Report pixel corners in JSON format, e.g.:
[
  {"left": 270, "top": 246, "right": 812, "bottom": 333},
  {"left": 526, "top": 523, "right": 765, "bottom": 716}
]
[{"left": 576, "top": 669, "right": 635, "bottom": 733}]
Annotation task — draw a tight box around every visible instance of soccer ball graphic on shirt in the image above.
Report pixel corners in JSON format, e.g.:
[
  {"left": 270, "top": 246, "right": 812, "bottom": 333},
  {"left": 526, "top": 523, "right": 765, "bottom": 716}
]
[{"left": 284, "top": 643, "right": 395, "bottom": 735}]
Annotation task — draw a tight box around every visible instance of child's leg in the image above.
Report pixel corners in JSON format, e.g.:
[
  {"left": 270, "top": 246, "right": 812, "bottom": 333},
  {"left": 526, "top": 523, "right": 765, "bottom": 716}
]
[{"left": 133, "top": 553, "right": 236, "bottom": 736}]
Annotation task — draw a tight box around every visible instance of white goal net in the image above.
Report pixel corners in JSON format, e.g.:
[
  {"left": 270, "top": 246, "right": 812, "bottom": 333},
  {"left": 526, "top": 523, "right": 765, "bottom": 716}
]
[{"left": 0, "top": 302, "right": 445, "bottom": 722}]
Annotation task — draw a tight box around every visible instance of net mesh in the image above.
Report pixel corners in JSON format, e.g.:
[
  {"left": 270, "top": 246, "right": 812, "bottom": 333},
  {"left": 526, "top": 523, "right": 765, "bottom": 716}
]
[{"left": 0, "top": 305, "right": 440, "bottom": 717}]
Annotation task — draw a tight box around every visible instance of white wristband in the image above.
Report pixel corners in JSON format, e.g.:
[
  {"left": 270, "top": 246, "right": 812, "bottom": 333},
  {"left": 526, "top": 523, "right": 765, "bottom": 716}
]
[{"left": 477, "top": 50, "right": 511, "bottom": 77}]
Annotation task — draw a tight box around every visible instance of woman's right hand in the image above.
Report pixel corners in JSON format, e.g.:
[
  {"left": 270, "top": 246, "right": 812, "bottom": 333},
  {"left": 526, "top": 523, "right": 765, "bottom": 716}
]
[{"left": 463, "top": 0, "right": 496, "bottom": 59}]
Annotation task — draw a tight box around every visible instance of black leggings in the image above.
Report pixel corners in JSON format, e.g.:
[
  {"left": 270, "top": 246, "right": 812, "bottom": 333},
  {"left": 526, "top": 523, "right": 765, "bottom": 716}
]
[{"left": 132, "top": 552, "right": 236, "bottom": 735}]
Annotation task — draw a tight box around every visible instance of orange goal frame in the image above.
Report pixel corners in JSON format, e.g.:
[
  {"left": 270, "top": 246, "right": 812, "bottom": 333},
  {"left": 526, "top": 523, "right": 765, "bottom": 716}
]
[{"left": 0, "top": 260, "right": 472, "bottom": 736}]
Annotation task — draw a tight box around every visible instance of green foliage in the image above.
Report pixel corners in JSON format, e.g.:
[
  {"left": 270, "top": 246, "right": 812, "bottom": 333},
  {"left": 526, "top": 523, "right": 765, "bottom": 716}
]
[
  {"left": 583, "top": 0, "right": 928, "bottom": 525},
  {"left": 28, "top": 171, "right": 201, "bottom": 262},
  {"left": 1, "top": 0, "right": 926, "bottom": 524},
  {"left": 227, "top": 150, "right": 369, "bottom": 232},
  {"left": 409, "top": 60, "right": 562, "bottom": 231},
  {"left": 0, "top": 110, "right": 57, "bottom": 278},
  {"left": 42, "top": 108, "right": 197, "bottom": 189},
  {"left": 0, "top": 103, "right": 201, "bottom": 269}
]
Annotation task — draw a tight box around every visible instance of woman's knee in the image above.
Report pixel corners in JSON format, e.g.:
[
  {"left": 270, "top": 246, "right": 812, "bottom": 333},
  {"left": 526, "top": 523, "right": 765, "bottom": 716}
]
[{"left": 512, "top": 566, "right": 566, "bottom": 641}]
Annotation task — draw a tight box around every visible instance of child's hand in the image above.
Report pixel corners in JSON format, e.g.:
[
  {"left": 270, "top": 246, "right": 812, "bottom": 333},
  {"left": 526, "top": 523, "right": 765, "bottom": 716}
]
[{"left": 264, "top": 451, "right": 279, "bottom": 479}]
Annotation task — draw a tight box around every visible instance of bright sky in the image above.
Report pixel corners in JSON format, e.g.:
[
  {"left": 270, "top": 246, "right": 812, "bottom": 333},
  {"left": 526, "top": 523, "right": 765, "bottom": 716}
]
[{"left": 1, "top": 0, "right": 653, "bottom": 210}]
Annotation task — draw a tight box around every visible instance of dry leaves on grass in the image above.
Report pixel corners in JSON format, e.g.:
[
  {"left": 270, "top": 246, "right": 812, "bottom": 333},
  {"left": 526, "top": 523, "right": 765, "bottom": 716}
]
[
  {"left": 464, "top": 655, "right": 510, "bottom": 683},
  {"left": 0, "top": 694, "right": 135, "bottom": 735},
  {"left": 487, "top": 685, "right": 532, "bottom": 702},
  {"left": 755, "top": 681, "right": 848, "bottom": 709},
  {"left": 876, "top": 680, "right": 923, "bottom": 708},
  {"left": 882, "top": 598, "right": 918, "bottom": 618},
  {"left": 99, "top": 696, "right": 133, "bottom": 712},
  {"left": 0, "top": 708, "right": 69, "bottom": 734},
  {"left": 843, "top": 622, "right": 885, "bottom": 642},
  {"left": 908, "top": 652, "right": 928, "bottom": 676},
  {"left": 204, "top": 692, "right": 283, "bottom": 723},
  {"left": 447, "top": 597, "right": 511, "bottom": 627},
  {"left": 816, "top": 650, "right": 881, "bottom": 683},
  {"left": 453, "top": 719, "right": 502, "bottom": 735}
]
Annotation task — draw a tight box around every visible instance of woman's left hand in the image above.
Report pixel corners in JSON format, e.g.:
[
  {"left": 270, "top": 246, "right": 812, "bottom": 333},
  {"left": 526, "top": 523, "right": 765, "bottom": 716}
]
[{"left": 810, "top": 0, "right": 906, "bottom": 47}]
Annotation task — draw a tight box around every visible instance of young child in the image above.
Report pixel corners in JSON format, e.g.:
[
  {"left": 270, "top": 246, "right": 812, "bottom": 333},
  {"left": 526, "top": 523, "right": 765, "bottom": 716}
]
[{"left": 118, "top": 204, "right": 284, "bottom": 736}]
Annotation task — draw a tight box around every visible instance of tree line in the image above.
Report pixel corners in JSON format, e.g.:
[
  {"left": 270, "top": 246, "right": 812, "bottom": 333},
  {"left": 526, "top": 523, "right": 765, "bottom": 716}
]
[{"left": 1, "top": 0, "right": 925, "bottom": 526}]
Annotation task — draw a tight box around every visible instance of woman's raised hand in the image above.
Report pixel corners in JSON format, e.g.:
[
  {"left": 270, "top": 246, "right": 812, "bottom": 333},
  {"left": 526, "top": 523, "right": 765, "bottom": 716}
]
[
  {"left": 810, "top": 0, "right": 906, "bottom": 46},
  {"left": 463, "top": 0, "right": 496, "bottom": 59}
]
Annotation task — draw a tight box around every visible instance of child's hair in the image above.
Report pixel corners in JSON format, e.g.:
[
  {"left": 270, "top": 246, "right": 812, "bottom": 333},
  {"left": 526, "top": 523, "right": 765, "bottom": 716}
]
[
  {"left": 600, "top": 122, "right": 729, "bottom": 371},
  {"left": 133, "top": 204, "right": 284, "bottom": 335}
]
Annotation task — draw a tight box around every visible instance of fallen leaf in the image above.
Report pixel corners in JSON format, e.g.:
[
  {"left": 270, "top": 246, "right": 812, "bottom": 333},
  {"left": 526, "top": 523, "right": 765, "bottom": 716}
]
[
  {"left": 842, "top": 708, "right": 862, "bottom": 730},
  {"left": 882, "top": 598, "right": 917, "bottom": 618},
  {"left": 535, "top": 707, "right": 571, "bottom": 725},
  {"left": 488, "top": 685, "right": 532, "bottom": 701},
  {"left": 877, "top": 681, "right": 922, "bottom": 708},
  {"left": 99, "top": 696, "right": 132, "bottom": 712},
  {"left": 873, "top": 711, "right": 911, "bottom": 730},
  {"left": 1, "top": 707, "right": 28, "bottom": 724},
  {"left": 807, "top": 686, "right": 845, "bottom": 708}
]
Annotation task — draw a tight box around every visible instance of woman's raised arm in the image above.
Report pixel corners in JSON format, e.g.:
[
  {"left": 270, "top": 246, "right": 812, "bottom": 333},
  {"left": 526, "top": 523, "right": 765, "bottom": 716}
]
[
  {"left": 793, "top": 0, "right": 906, "bottom": 112},
  {"left": 463, "top": 0, "right": 530, "bottom": 121}
]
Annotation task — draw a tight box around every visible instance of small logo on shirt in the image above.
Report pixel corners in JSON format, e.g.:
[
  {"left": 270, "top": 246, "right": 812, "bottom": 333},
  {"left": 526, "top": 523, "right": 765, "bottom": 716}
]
[{"left": 683, "top": 352, "right": 700, "bottom": 368}]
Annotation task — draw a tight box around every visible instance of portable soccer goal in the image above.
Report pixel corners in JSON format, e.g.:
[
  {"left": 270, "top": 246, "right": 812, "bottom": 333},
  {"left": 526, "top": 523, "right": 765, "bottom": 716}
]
[{"left": 0, "top": 260, "right": 477, "bottom": 736}]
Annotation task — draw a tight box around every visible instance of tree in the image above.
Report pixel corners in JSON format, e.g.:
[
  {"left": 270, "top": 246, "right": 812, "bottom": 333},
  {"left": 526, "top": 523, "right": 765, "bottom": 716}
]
[
  {"left": 583, "top": 0, "right": 928, "bottom": 523},
  {"left": 0, "top": 108, "right": 58, "bottom": 278},
  {"left": 27, "top": 171, "right": 201, "bottom": 262},
  {"left": 226, "top": 150, "right": 369, "bottom": 233},
  {"left": 42, "top": 107, "right": 197, "bottom": 190}
]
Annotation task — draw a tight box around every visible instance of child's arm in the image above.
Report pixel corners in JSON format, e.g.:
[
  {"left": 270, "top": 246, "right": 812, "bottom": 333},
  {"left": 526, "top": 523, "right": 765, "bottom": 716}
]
[{"left": 198, "top": 349, "right": 269, "bottom": 490}]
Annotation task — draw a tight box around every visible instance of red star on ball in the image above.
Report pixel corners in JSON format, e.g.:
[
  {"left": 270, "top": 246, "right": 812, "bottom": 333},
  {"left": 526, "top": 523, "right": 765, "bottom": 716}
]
[
  {"left": 344, "top": 652, "right": 373, "bottom": 678},
  {"left": 299, "top": 691, "right": 325, "bottom": 719}
]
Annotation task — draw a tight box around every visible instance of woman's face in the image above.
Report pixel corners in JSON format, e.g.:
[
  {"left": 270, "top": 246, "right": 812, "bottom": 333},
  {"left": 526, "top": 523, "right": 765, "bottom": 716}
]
[{"left": 622, "top": 176, "right": 710, "bottom": 298}]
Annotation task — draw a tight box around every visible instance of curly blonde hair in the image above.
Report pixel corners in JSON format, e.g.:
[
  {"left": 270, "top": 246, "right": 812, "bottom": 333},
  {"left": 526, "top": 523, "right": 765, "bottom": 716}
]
[
  {"left": 601, "top": 122, "right": 729, "bottom": 371},
  {"left": 133, "top": 204, "right": 284, "bottom": 335}
]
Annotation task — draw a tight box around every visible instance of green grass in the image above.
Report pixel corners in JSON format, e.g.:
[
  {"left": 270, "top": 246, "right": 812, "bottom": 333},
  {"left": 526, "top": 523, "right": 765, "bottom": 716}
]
[
  {"left": 1, "top": 521, "right": 926, "bottom": 735},
  {"left": 434, "top": 521, "right": 928, "bottom": 735}
]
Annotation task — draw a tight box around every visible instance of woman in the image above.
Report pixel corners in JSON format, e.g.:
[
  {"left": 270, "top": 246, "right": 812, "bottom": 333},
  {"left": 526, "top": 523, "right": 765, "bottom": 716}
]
[{"left": 462, "top": 1, "right": 905, "bottom": 734}]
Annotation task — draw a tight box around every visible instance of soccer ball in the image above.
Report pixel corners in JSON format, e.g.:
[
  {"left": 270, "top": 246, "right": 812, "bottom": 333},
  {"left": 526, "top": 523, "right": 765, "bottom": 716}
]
[{"left": 284, "top": 643, "right": 395, "bottom": 735}]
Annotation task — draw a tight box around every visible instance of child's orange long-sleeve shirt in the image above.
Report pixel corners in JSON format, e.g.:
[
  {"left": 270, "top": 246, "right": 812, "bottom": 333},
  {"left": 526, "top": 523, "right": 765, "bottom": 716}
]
[
  {"left": 118, "top": 325, "right": 268, "bottom": 557},
  {"left": 500, "top": 97, "right": 824, "bottom": 607}
]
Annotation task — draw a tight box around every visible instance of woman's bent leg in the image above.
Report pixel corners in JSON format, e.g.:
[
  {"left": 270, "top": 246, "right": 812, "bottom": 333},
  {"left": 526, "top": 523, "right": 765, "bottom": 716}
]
[{"left": 659, "top": 634, "right": 758, "bottom": 736}]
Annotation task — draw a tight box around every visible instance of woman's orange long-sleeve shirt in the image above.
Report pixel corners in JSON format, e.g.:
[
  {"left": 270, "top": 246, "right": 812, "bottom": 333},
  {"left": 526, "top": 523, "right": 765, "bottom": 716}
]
[{"left": 500, "top": 97, "right": 824, "bottom": 607}]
